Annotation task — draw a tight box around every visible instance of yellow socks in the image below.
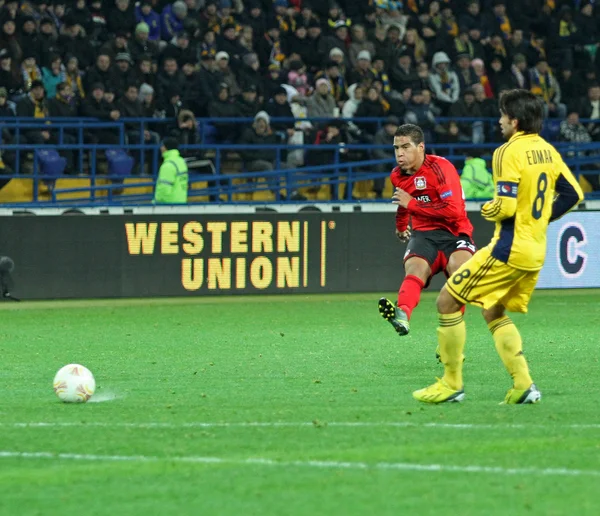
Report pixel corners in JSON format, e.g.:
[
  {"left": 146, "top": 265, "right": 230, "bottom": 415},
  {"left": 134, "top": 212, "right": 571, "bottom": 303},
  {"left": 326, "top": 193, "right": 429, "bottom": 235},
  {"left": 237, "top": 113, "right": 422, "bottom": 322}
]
[
  {"left": 437, "top": 312, "right": 466, "bottom": 391},
  {"left": 488, "top": 316, "right": 533, "bottom": 390}
]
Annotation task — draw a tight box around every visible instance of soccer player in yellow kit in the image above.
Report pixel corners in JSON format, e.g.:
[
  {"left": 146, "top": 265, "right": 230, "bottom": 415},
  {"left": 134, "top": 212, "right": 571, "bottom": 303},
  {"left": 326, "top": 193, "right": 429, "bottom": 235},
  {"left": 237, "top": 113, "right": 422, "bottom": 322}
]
[{"left": 413, "top": 89, "right": 584, "bottom": 405}]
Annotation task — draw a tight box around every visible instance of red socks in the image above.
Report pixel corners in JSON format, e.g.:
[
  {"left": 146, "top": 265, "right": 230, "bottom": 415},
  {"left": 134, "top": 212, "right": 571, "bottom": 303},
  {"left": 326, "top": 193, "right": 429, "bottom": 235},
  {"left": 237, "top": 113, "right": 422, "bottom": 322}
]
[{"left": 397, "top": 275, "right": 425, "bottom": 320}]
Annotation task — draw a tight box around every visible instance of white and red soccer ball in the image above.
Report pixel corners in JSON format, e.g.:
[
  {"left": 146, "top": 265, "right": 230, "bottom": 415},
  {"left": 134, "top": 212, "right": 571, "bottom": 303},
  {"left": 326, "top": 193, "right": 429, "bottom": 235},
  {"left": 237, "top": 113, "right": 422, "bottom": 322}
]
[{"left": 53, "top": 364, "right": 96, "bottom": 403}]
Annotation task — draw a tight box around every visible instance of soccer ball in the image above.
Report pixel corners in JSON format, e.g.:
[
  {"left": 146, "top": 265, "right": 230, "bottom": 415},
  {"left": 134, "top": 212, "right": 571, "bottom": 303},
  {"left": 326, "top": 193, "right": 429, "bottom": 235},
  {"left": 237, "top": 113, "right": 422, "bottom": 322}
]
[{"left": 53, "top": 364, "right": 96, "bottom": 403}]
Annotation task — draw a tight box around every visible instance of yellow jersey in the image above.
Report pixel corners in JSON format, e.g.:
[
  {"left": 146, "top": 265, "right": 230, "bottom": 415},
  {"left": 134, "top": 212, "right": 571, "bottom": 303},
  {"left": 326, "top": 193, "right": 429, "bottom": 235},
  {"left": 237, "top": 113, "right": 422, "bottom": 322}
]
[{"left": 481, "top": 131, "right": 584, "bottom": 271}]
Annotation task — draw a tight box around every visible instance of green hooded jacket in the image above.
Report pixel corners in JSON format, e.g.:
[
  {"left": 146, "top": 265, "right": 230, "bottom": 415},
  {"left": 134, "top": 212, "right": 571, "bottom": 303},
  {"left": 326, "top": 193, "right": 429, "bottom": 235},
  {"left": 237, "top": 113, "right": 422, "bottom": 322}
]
[
  {"left": 154, "top": 149, "right": 189, "bottom": 204},
  {"left": 460, "top": 157, "right": 494, "bottom": 200}
]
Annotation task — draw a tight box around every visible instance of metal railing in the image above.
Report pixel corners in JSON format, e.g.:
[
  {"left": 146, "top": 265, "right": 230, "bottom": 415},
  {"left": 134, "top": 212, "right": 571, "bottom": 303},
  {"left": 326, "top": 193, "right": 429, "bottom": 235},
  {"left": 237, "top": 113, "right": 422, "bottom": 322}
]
[{"left": 1, "top": 116, "right": 599, "bottom": 205}]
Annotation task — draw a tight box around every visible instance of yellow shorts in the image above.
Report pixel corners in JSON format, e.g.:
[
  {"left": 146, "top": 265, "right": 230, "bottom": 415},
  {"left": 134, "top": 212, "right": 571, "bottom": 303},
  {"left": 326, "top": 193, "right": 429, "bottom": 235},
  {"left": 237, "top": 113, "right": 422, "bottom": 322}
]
[{"left": 446, "top": 247, "right": 540, "bottom": 313}]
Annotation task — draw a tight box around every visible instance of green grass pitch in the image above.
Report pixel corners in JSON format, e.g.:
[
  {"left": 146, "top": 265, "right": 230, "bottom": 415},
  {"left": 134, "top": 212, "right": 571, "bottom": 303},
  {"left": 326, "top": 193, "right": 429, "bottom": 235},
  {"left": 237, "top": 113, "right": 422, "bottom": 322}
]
[{"left": 1, "top": 291, "right": 599, "bottom": 516}]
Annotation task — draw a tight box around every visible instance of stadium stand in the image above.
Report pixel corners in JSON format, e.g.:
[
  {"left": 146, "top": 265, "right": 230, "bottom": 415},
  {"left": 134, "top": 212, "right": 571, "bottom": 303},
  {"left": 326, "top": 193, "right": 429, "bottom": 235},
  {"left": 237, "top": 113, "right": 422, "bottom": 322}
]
[{"left": 1, "top": 0, "right": 599, "bottom": 204}]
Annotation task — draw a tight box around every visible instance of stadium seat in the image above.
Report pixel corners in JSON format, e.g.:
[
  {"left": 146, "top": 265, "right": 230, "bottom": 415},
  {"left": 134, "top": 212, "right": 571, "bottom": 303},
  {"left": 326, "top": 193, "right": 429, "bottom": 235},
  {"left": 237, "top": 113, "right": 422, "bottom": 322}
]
[
  {"left": 201, "top": 123, "right": 218, "bottom": 145},
  {"left": 36, "top": 149, "right": 66, "bottom": 179},
  {"left": 105, "top": 150, "right": 134, "bottom": 177}
]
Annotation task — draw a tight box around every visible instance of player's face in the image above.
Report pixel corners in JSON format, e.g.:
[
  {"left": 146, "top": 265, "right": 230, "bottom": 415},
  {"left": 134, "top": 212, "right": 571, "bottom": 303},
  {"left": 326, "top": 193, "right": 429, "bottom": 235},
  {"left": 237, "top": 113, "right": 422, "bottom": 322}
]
[
  {"left": 499, "top": 112, "right": 518, "bottom": 140},
  {"left": 393, "top": 136, "right": 424, "bottom": 172}
]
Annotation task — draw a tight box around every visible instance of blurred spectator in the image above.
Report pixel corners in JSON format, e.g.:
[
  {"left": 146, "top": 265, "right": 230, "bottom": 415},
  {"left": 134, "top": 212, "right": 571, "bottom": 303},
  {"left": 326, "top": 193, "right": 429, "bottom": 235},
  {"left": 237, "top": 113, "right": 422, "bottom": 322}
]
[
  {"left": 302, "top": 78, "right": 336, "bottom": 121},
  {"left": 100, "top": 31, "right": 130, "bottom": 62},
  {"left": 488, "top": 56, "right": 515, "bottom": 96},
  {"left": 88, "top": 0, "right": 108, "bottom": 44},
  {"left": 390, "top": 50, "right": 417, "bottom": 93},
  {"left": 58, "top": 19, "right": 94, "bottom": 69},
  {"left": 510, "top": 54, "right": 530, "bottom": 90},
  {"left": 239, "top": 25, "right": 254, "bottom": 53},
  {"left": 347, "top": 51, "right": 374, "bottom": 87},
  {"left": 577, "top": 84, "right": 600, "bottom": 141},
  {"left": 458, "top": 1, "right": 483, "bottom": 33},
  {"left": 506, "top": 29, "right": 529, "bottom": 63},
  {"left": 404, "top": 88, "right": 437, "bottom": 142},
  {"left": 108, "top": 0, "right": 136, "bottom": 36},
  {"left": 322, "top": 21, "right": 349, "bottom": 61},
  {"left": 208, "top": 83, "right": 239, "bottom": 142},
  {"left": 243, "top": 1, "right": 266, "bottom": 38},
  {"left": 455, "top": 53, "right": 478, "bottom": 93},
  {"left": 235, "top": 84, "right": 262, "bottom": 118},
  {"left": 214, "top": 51, "right": 240, "bottom": 97},
  {"left": 471, "top": 58, "right": 494, "bottom": 98},
  {"left": 18, "top": 16, "right": 42, "bottom": 64},
  {"left": 237, "top": 52, "right": 265, "bottom": 100},
  {"left": 238, "top": 110, "right": 280, "bottom": 189},
  {"left": 195, "top": 51, "right": 219, "bottom": 116},
  {"left": 449, "top": 88, "right": 484, "bottom": 144},
  {"left": 16, "top": 80, "right": 50, "bottom": 147},
  {"left": 161, "top": 31, "right": 195, "bottom": 68},
  {"left": 258, "top": 19, "right": 287, "bottom": 68},
  {"left": 155, "top": 56, "right": 185, "bottom": 109},
  {"left": 135, "top": 0, "right": 161, "bottom": 42},
  {"left": 341, "top": 84, "right": 363, "bottom": 131},
  {"left": 530, "top": 57, "right": 567, "bottom": 118},
  {"left": 0, "top": 50, "right": 24, "bottom": 100},
  {"left": 484, "top": 1, "right": 513, "bottom": 40},
  {"left": 403, "top": 29, "right": 427, "bottom": 63},
  {"left": 266, "top": 86, "right": 295, "bottom": 138},
  {"left": 79, "top": 83, "right": 121, "bottom": 145},
  {"left": 372, "top": 114, "right": 399, "bottom": 198},
  {"left": 349, "top": 24, "right": 376, "bottom": 69},
  {"left": 130, "top": 23, "right": 160, "bottom": 64},
  {"left": 117, "top": 83, "right": 160, "bottom": 146},
  {"left": 287, "top": 23, "right": 311, "bottom": 66},
  {"left": 560, "top": 111, "right": 600, "bottom": 191},
  {"left": 306, "top": 119, "right": 348, "bottom": 197},
  {"left": 355, "top": 85, "right": 386, "bottom": 137},
  {"left": 371, "top": 55, "right": 391, "bottom": 94},
  {"left": 460, "top": 151, "right": 494, "bottom": 199},
  {"left": 47, "top": 81, "right": 77, "bottom": 173},
  {"left": 20, "top": 52, "right": 42, "bottom": 93},
  {"left": 305, "top": 19, "right": 325, "bottom": 71},
  {"left": 264, "top": 62, "right": 285, "bottom": 100},
  {"left": 161, "top": 1, "right": 187, "bottom": 42},
  {"left": 86, "top": 54, "right": 112, "bottom": 94},
  {"left": 287, "top": 60, "right": 310, "bottom": 96},
  {"left": 217, "top": 23, "right": 245, "bottom": 62},
  {"left": 429, "top": 51, "right": 460, "bottom": 114},
  {"left": 314, "top": 58, "right": 346, "bottom": 104},
  {"left": 41, "top": 54, "right": 65, "bottom": 99},
  {"left": 38, "top": 17, "right": 60, "bottom": 68},
  {"left": 138, "top": 83, "right": 157, "bottom": 117},
  {"left": 111, "top": 53, "right": 137, "bottom": 99},
  {"left": 0, "top": 19, "right": 22, "bottom": 64}
]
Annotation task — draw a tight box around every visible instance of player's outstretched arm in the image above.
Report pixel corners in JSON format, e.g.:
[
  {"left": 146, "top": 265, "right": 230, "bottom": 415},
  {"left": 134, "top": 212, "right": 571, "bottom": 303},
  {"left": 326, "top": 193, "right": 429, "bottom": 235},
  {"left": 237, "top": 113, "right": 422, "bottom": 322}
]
[{"left": 550, "top": 167, "right": 584, "bottom": 222}]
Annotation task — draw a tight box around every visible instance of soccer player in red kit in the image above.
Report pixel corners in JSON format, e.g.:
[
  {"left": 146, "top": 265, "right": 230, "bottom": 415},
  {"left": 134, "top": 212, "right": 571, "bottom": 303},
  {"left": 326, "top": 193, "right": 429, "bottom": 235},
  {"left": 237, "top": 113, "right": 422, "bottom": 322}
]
[{"left": 378, "top": 124, "right": 475, "bottom": 336}]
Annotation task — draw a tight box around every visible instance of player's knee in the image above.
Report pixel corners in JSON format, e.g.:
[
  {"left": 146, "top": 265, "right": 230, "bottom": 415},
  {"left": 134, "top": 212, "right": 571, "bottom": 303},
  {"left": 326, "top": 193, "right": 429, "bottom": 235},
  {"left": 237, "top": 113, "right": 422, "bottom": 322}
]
[
  {"left": 436, "top": 286, "right": 460, "bottom": 314},
  {"left": 405, "top": 259, "right": 431, "bottom": 283},
  {"left": 482, "top": 305, "right": 505, "bottom": 324}
]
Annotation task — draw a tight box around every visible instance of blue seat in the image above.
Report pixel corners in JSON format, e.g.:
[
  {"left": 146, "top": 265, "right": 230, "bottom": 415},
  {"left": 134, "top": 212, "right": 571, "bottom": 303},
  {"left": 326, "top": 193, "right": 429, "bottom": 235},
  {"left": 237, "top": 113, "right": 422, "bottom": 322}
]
[
  {"left": 201, "top": 123, "right": 218, "bottom": 145},
  {"left": 36, "top": 149, "right": 66, "bottom": 179},
  {"left": 105, "top": 149, "right": 134, "bottom": 177}
]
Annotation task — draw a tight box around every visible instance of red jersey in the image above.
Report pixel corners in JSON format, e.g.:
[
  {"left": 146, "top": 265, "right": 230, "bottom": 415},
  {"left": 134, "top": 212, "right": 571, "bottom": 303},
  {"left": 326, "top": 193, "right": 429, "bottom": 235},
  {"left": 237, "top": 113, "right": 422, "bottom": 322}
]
[{"left": 390, "top": 154, "right": 473, "bottom": 237}]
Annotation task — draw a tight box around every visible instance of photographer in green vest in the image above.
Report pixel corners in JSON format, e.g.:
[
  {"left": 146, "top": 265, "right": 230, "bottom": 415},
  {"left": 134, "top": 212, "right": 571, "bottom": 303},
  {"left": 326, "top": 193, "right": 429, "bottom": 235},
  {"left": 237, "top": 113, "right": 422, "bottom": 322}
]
[
  {"left": 154, "top": 137, "right": 189, "bottom": 204},
  {"left": 460, "top": 151, "right": 494, "bottom": 200}
]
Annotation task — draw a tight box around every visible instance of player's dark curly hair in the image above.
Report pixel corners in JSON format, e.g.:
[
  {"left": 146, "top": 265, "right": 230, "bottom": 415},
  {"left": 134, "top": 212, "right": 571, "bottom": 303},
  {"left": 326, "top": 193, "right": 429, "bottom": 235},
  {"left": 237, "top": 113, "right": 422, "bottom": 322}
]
[
  {"left": 394, "top": 124, "right": 425, "bottom": 145},
  {"left": 499, "top": 89, "right": 544, "bottom": 134}
]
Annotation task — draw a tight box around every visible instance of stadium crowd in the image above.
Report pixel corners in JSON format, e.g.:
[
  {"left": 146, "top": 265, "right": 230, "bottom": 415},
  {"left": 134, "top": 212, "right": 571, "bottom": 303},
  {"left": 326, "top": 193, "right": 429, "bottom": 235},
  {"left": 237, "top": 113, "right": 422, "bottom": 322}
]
[{"left": 0, "top": 0, "right": 599, "bottom": 192}]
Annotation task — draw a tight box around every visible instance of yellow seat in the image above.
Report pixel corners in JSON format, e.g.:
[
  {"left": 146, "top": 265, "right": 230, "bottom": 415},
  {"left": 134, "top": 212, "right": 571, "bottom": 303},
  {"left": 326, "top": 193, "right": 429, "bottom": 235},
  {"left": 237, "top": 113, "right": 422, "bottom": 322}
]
[
  {"left": 120, "top": 177, "right": 154, "bottom": 196},
  {"left": 0, "top": 178, "right": 34, "bottom": 203}
]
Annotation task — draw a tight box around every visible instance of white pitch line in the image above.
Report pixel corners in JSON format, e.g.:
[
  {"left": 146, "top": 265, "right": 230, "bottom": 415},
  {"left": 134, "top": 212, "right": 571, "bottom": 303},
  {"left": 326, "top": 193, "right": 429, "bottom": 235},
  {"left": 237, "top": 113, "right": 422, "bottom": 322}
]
[
  {"left": 3, "top": 421, "right": 600, "bottom": 430},
  {"left": 0, "top": 450, "right": 598, "bottom": 478}
]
